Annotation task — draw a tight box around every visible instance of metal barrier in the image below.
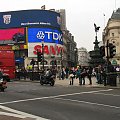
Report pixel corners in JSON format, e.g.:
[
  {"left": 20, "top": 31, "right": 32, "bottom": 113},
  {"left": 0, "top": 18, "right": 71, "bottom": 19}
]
[{"left": 15, "top": 71, "right": 44, "bottom": 81}]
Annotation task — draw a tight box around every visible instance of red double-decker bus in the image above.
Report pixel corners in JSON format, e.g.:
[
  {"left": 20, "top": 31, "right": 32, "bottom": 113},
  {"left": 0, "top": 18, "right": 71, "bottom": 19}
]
[{"left": 0, "top": 51, "right": 15, "bottom": 79}]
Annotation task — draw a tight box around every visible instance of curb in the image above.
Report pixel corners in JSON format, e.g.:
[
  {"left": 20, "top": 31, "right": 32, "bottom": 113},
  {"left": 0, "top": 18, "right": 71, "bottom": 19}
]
[{"left": 10, "top": 79, "right": 120, "bottom": 89}]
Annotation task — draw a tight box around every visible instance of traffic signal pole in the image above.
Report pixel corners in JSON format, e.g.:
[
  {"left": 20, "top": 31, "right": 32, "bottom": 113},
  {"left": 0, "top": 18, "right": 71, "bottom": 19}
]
[
  {"left": 37, "top": 49, "right": 39, "bottom": 71},
  {"left": 106, "top": 40, "right": 109, "bottom": 64},
  {"left": 105, "top": 40, "right": 110, "bottom": 86},
  {"left": 42, "top": 42, "right": 44, "bottom": 72}
]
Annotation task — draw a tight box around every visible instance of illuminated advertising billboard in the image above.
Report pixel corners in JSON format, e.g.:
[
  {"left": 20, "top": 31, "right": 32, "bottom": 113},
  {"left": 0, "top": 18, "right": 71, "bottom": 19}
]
[
  {"left": 0, "top": 28, "right": 25, "bottom": 44},
  {"left": 28, "top": 43, "right": 63, "bottom": 58},
  {"left": 0, "top": 10, "right": 61, "bottom": 29},
  {"left": 28, "top": 28, "right": 63, "bottom": 45},
  {"left": 28, "top": 27, "right": 63, "bottom": 57}
]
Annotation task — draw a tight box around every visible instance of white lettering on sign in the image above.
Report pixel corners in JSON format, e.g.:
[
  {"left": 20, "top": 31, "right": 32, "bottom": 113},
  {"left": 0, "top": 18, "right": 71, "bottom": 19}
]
[
  {"left": 36, "top": 31, "right": 62, "bottom": 41},
  {"left": 21, "top": 22, "right": 51, "bottom": 26},
  {"left": 36, "top": 31, "right": 45, "bottom": 39},
  {"left": 45, "top": 31, "right": 52, "bottom": 39}
]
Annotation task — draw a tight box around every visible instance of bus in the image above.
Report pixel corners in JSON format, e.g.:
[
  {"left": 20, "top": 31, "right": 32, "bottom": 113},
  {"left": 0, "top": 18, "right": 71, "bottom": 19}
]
[{"left": 0, "top": 51, "right": 15, "bottom": 79}]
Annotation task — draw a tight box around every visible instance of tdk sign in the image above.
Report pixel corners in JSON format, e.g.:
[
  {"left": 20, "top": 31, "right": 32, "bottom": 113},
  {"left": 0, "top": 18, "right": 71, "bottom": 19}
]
[
  {"left": 28, "top": 28, "right": 63, "bottom": 45},
  {"left": 36, "top": 31, "right": 62, "bottom": 41}
]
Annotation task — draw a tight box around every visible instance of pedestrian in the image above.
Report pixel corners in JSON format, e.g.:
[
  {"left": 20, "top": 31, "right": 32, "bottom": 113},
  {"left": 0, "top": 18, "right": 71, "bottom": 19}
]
[
  {"left": 116, "top": 66, "right": 120, "bottom": 83},
  {"left": 65, "top": 67, "right": 69, "bottom": 79},
  {"left": 81, "top": 68, "right": 87, "bottom": 85},
  {"left": 76, "top": 66, "right": 82, "bottom": 85},
  {"left": 21, "top": 67, "right": 27, "bottom": 80},
  {"left": 97, "top": 65, "right": 103, "bottom": 84},
  {"left": 58, "top": 68, "right": 61, "bottom": 80},
  {"left": 0, "top": 69, "right": 3, "bottom": 79},
  {"left": 69, "top": 68, "right": 76, "bottom": 85},
  {"left": 61, "top": 67, "right": 66, "bottom": 80},
  {"left": 87, "top": 66, "right": 93, "bottom": 85}
]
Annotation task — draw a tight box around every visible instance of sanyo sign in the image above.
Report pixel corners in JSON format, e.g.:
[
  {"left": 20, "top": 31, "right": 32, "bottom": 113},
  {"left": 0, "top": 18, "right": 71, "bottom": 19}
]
[{"left": 28, "top": 28, "right": 63, "bottom": 45}]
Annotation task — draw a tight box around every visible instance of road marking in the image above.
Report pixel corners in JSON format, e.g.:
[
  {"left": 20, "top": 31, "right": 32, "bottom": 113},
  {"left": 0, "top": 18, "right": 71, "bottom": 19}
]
[
  {"left": 54, "top": 98, "right": 120, "bottom": 109},
  {"left": 93, "top": 93, "right": 120, "bottom": 97},
  {"left": 0, "top": 112, "right": 26, "bottom": 118},
  {"left": 0, "top": 105, "right": 49, "bottom": 120},
  {"left": 0, "top": 89, "right": 112, "bottom": 105}
]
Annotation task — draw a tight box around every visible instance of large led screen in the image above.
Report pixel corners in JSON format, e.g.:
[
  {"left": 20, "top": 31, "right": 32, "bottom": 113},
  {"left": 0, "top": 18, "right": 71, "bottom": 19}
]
[
  {"left": 28, "top": 28, "right": 63, "bottom": 45},
  {"left": 0, "top": 28, "right": 25, "bottom": 44},
  {"left": 0, "top": 10, "right": 61, "bottom": 29}
]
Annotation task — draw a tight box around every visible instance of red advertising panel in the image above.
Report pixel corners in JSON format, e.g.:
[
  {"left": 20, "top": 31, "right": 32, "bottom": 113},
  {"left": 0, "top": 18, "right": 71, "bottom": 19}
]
[
  {"left": 0, "top": 51, "right": 14, "bottom": 59},
  {"left": 0, "top": 28, "right": 26, "bottom": 45},
  {"left": 0, "top": 28, "right": 25, "bottom": 40}
]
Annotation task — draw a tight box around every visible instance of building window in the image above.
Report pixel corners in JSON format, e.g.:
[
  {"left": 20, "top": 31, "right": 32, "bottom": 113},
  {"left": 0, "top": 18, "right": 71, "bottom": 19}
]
[
  {"left": 112, "top": 33, "right": 114, "bottom": 37},
  {"left": 113, "top": 41, "right": 115, "bottom": 44}
]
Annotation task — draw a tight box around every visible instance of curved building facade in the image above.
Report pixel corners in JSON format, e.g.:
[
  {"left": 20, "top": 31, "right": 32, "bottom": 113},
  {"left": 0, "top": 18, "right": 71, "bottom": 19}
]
[
  {"left": 103, "top": 8, "right": 120, "bottom": 65},
  {"left": 0, "top": 9, "right": 63, "bottom": 72}
]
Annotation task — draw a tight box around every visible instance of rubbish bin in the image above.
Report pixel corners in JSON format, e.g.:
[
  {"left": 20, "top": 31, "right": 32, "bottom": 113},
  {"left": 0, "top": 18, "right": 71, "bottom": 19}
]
[{"left": 109, "top": 73, "right": 117, "bottom": 86}]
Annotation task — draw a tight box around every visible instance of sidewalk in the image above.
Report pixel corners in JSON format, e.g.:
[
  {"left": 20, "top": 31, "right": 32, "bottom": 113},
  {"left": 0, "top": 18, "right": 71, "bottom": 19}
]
[{"left": 55, "top": 77, "right": 120, "bottom": 88}]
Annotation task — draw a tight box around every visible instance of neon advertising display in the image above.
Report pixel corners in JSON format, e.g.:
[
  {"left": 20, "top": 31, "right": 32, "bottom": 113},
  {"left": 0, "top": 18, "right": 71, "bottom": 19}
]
[
  {"left": 28, "top": 28, "right": 63, "bottom": 57},
  {"left": 28, "top": 28, "right": 63, "bottom": 45},
  {"left": 0, "top": 10, "right": 61, "bottom": 29},
  {"left": 0, "top": 28, "right": 25, "bottom": 44}
]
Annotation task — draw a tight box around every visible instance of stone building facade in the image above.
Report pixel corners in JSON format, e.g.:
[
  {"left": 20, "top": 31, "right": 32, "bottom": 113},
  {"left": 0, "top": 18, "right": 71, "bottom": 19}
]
[
  {"left": 103, "top": 8, "right": 120, "bottom": 65},
  {"left": 78, "top": 47, "right": 89, "bottom": 67},
  {"left": 58, "top": 9, "right": 77, "bottom": 68}
]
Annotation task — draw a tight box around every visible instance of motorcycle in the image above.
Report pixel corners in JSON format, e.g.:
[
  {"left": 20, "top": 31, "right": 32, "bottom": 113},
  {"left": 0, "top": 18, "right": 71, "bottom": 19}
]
[
  {"left": 40, "top": 74, "right": 55, "bottom": 86},
  {"left": 0, "top": 78, "right": 7, "bottom": 92}
]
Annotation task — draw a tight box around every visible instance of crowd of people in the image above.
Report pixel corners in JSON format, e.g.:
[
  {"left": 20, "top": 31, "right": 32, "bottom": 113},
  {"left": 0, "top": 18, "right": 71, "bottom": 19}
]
[
  {"left": 15, "top": 63, "right": 120, "bottom": 86},
  {"left": 58, "top": 66, "right": 93, "bottom": 85},
  {"left": 58, "top": 64, "right": 119, "bottom": 86}
]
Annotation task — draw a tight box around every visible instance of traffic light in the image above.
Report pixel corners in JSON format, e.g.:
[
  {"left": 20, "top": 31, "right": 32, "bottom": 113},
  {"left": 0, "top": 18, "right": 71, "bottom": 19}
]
[
  {"left": 30, "top": 59, "right": 35, "bottom": 65},
  {"left": 54, "top": 60, "right": 57, "bottom": 66},
  {"left": 51, "top": 60, "right": 57, "bottom": 66},
  {"left": 37, "top": 52, "right": 43, "bottom": 62},
  {"left": 109, "top": 43, "right": 116, "bottom": 58},
  {"left": 100, "top": 46, "right": 105, "bottom": 57}
]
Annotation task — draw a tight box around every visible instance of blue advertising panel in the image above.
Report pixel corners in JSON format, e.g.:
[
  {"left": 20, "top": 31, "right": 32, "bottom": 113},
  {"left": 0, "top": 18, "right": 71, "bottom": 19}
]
[
  {"left": 15, "top": 58, "right": 24, "bottom": 63},
  {"left": 28, "top": 28, "right": 63, "bottom": 45},
  {"left": 0, "top": 10, "right": 61, "bottom": 29}
]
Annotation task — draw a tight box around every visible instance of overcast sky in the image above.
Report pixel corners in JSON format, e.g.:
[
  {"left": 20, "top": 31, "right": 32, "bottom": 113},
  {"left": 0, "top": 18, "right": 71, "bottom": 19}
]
[{"left": 0, "top": 0, "right": 120, "bottom": 51}]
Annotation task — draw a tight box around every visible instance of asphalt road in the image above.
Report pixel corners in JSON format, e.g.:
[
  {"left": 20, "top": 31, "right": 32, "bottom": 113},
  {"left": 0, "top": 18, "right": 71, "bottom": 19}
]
[{"left": 0, "top": 81, "right": 120, "bottom": 120}]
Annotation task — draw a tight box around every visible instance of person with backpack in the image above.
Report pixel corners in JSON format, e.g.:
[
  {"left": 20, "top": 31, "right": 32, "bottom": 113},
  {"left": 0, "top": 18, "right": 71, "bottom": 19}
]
[{"left": 76, "top": 66, "right": 82, "bottom": 85}]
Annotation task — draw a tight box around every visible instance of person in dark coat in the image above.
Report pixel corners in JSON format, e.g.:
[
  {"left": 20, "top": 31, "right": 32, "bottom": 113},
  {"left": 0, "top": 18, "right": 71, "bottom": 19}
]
[
  {"left": 69, "top": 68, "right": 76, "bottom": 85},
  {"left": 87, "top": 66, "right": 93, "bottom": 85},
  {"left": 81, "top": 68, "right": 87, "bottom": 85}
]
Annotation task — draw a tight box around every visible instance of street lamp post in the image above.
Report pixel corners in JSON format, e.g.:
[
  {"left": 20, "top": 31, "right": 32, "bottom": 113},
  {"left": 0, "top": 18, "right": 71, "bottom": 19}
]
[
  {"left": 37, "top": 49, "right": 39, "bottom": 71},
  {"left": 60, "top": 49, "right": 63, "bottom": 69},
  {"left": 74, "top": 48, "right": 77, "bottom": 67}
]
